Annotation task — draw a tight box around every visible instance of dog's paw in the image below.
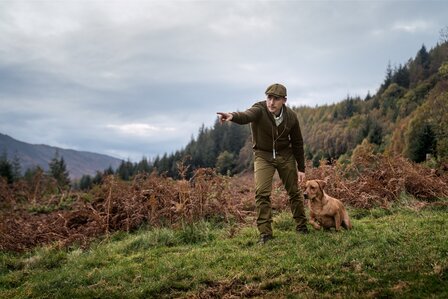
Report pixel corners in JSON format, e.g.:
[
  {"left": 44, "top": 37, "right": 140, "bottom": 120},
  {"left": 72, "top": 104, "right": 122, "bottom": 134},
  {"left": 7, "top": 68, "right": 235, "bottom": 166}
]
[{"left": 311, "top": 223, "right": 321, "bottom": 230}]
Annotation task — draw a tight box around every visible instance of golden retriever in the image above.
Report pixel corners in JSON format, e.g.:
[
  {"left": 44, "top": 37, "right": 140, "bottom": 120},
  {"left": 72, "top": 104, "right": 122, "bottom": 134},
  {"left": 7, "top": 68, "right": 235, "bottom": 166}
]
[{"left": 304, "top": 179, "right": 352, "bottom": 231}]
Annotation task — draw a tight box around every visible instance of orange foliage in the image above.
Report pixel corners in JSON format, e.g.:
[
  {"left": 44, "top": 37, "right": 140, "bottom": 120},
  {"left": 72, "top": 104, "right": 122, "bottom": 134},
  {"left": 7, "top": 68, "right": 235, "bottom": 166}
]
[{"left": 1, "top": 153, "right": 448, "bottom": 251}]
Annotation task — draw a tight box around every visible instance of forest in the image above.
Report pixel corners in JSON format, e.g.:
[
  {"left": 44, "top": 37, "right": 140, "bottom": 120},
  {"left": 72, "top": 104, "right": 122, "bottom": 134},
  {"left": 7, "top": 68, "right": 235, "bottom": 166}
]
[{"left": 111, "top": 40, "right": 448, "bottom": 181}]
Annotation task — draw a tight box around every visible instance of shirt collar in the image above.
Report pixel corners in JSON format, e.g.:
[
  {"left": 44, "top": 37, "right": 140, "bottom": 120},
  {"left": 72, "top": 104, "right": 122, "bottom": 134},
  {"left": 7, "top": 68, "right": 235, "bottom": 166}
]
[{"left": 274, "top": 106, "right": 284, "bottom": 119}]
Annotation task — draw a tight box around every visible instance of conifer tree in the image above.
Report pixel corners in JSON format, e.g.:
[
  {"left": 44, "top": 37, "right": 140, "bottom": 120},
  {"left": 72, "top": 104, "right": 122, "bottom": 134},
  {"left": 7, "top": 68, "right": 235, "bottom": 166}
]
[
  {"left": 103, "top": 166, "right": 115, "bottom": 176},
  {"left": 117, "top": 159, "right": 135, "bottom": 180},
  {"left": 391, "top": 64, "right": 410, "bottom": 88},
  {"left": 409, "top": 45, "right": 430, "bottom": 86},
  {"left": 405, "top": 120, "right": 436, "bottom": 163},
  {"left": 11, "top": 153, "right": 21, "bottom": 180},
  {"left": 24, "top": 166, "right": 44, "bottom": 185},
  {"left": 48, "top": 151, "right": 71, "bottom": 189},
  {"left": 136, "top": 157, "right": 151, "bottom": 174},
  {"left": 79, "top": 175, "right": 93, "bottom": 190},
  {"left": 379, "top": 61, "right": 393, "bottom": 93},
  {"left": 0, "top": 152, "right": 13, "bottom": 184},
  {"left": 93, "top": 171, "right": 103, "bottom": 185}
]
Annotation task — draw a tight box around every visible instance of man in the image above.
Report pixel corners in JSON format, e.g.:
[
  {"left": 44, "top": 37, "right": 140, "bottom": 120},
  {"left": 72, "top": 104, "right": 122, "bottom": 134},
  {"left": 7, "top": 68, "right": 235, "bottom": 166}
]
[{"left": 217, "top": 83, "right": 308, "bottom": 244}]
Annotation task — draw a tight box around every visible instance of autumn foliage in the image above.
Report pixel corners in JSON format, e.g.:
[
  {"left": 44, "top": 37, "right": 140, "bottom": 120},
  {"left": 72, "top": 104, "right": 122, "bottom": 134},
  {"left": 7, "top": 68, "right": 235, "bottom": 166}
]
[
  {"left": 1, "top": 151, "right": 448, "bottom": 252},
  {"left": 306, "top": 140, "right": 448, "bottom": 208},
  {"left": 0, "top": 166, "right": 256, "bottom": 251}
]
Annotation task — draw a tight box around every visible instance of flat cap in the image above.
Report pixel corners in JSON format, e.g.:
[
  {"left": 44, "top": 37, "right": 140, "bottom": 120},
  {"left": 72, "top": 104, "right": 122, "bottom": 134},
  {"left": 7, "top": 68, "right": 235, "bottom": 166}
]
[{"left": 265, "top": 83, "right": 287, "bottom": 97}]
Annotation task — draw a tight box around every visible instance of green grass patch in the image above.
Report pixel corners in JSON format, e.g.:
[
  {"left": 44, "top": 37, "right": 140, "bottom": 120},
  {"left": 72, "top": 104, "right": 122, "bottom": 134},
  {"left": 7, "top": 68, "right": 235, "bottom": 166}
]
[{"left": 1, "top": 208, "right": 447, "bottom": 298}]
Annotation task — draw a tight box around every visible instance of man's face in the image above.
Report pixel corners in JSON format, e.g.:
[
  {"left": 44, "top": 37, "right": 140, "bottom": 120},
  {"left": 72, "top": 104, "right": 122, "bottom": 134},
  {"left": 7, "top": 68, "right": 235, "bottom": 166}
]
[{"left": 266, "top": 95, "right": 286, "bottom": 115}]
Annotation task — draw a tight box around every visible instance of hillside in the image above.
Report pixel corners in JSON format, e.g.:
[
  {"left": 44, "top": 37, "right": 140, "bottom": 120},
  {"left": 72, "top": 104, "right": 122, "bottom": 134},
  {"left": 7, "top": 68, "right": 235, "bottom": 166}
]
[
  {"left": 0, "top": 133, "right": 122, "bottom": 179},
  {"left": 149, "top": 41, "right": 448, "bottom": 176},
  {"left": 297, "top": 42, "right": 448, "bottom": 167}
]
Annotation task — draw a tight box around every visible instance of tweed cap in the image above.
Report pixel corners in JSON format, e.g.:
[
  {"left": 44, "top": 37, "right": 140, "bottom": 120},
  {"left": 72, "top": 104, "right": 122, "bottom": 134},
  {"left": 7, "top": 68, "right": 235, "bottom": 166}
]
[{"left": 265, "top": 83, "right": 287, "bottom": 97}]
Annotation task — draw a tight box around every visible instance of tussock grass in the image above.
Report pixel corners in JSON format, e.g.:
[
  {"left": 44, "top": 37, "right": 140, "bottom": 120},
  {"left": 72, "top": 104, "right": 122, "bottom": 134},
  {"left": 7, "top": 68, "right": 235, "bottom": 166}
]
[{"left": 1, "top": 206, "right": 447, "bottom": 298}]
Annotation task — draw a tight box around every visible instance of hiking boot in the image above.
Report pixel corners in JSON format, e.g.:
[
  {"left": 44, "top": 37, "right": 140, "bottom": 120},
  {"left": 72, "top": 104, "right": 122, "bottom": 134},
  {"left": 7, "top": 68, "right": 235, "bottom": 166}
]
[
  {"left": 258, "top": 234, "right": 274, "bottom": 245},
  {"left": 296, "top": 226, "right": 309, "bottom": 234}
]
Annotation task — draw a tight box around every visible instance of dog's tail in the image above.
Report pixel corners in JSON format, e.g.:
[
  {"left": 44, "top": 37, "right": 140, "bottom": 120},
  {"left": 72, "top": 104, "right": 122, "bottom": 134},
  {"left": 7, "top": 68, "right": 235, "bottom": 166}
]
[{"left": 342, "top": 209, "right": 352, "bottom": 230}]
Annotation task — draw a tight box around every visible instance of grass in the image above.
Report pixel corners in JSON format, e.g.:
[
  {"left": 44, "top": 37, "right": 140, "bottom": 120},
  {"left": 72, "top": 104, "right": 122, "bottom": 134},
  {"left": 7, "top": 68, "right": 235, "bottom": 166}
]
[{"left": 1, "top": 203, "right": 447, "bottom": 298}]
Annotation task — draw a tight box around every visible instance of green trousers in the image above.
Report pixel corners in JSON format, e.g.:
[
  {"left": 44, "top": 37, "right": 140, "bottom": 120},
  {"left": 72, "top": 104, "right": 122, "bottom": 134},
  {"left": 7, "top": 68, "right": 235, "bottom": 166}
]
[{"left": 254, "top": 153, "right": 307, "bottom": 236}]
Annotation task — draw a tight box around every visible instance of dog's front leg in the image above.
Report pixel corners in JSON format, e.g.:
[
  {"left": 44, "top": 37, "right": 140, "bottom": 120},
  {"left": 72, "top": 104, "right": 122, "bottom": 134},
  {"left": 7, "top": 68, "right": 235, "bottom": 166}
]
[
  {"left": 309, "top": 217, "right": 321, "bottom": 230},
  {"left": 308, "top": 209, "right": 321, "bottom": 230}
]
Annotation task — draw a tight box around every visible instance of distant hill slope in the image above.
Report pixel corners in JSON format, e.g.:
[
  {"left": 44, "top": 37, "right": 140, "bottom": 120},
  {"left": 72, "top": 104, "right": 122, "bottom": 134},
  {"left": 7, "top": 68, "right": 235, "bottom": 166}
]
[
  {"left": 148, "top": 41, "right": 448, "bottom": 176},
  {"left": 0, "top": 133, "right": 122, "bottom": 179}
]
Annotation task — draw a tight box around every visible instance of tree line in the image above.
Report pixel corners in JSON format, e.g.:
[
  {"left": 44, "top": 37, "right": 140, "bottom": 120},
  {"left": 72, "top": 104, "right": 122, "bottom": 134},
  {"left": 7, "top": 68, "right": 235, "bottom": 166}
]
[
  {"left": 147, "top": 40, "right": 448, "bottom": 174},
  {"left": 2, "top": 38, "right": 448, "bottom": 189},
  {"left": 0, "top": 150, "right": 71, "bottom": 190},
  {"left": 83, "top": 121, "right": 251, "bottom": 186},
  {"left": 298, "top": 42, "right": 448, "bottom": 167}
]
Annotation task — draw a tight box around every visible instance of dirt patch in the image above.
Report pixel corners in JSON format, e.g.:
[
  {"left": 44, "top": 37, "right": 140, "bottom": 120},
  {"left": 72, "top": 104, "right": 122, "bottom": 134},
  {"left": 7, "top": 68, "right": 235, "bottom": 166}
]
[{"left": 194, "top": 278, "right": 265, "bottom": 298}]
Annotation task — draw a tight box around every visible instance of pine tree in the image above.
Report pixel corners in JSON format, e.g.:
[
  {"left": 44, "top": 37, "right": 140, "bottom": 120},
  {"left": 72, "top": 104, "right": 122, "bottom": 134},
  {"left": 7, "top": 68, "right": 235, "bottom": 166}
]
[
  {"left": 391, "top": 64, "right": 410, "bottom": 88},
  {"left": 409, "top": 45, "right": 430, "bottom": 87},
  {"left": 364, "top": 91, "right": 372, "bottom": 101},
  {"left": 79, "top": 175, "right": 93, "bottom": 190},
  {"left": 117, "top": 159, "right": 135, "bottom": 180},
  {"left": 24, "top": 166, "right": 44, "bottom": 185},
  {"left": 11, "top": 153, "right": 21, "bottom": 181},
  {"left": 406, "top": 121, "right": 436, "bottom": 163},
  {"left": 92, "top": 171, "right": 103, "bottom": 185},
  {"left": 379, "top": 61, "right": 393, "bottom": 93},
  {"left": 104, "top": 166, "right": 115, "bottom": 176},
  {"left": 48, "top": 151, "right": 71, "bottom": 189},
  {"left": 136, "top": 157, "right": 151, "bottom": 174},
  {"left": 0, "top": 152, "right": 13, "bottom": 184}
]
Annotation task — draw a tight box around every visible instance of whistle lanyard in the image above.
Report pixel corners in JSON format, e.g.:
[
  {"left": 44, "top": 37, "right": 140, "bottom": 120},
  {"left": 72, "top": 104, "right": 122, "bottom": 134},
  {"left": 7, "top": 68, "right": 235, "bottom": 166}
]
[{"left": 272, "top": 116, "right": 287, "bottom": 159}]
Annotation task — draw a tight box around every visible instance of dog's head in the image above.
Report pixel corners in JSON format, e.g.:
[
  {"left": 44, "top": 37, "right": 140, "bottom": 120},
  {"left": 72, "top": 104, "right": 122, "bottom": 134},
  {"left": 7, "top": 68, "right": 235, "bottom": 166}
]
[{"left": 304, "top": 179, "right": 326, "bottom": 201}]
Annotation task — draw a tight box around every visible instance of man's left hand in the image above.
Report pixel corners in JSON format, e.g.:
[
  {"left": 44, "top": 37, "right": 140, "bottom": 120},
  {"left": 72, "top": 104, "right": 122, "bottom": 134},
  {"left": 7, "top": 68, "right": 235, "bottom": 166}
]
[{"left": 298, "top": 171, "right": 305, "bottom": 183}]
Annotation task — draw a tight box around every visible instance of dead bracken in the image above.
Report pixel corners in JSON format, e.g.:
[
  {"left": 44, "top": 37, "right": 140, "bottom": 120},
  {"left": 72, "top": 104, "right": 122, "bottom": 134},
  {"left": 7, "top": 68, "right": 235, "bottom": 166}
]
[{"left": 1, "top": 154, "right": 447, "bottom": 252}]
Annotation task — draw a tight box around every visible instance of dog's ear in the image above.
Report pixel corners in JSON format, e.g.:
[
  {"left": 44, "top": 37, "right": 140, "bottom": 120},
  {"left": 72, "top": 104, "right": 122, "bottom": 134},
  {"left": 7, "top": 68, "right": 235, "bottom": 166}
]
[{"left": 316, "top": 180, "right": 326, "bottom": 191}]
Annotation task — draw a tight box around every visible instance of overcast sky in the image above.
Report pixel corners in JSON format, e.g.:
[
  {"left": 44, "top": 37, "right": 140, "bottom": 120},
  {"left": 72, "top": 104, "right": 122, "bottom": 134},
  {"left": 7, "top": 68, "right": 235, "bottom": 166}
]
[{"left": 1, "top": 0, "right": 447, "bottom": 161}]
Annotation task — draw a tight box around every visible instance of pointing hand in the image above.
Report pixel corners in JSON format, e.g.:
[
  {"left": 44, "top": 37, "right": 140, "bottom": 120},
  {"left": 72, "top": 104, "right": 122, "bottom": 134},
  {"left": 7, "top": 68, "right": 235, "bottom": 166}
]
[{"left": 216, "top": 112, "right": 233, "bottom": 124}]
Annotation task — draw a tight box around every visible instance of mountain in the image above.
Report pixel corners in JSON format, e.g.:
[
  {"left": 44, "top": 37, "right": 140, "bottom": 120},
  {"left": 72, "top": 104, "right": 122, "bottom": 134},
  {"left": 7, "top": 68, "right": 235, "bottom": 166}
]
[{"left": 0, "top": 133, "right": 122, "bottom": 179}]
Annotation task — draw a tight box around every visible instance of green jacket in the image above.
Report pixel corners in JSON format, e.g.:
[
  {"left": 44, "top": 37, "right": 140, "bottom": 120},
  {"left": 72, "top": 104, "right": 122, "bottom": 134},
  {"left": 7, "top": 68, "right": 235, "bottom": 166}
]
[{"left": 231, "top": 101, "right": 305, "bottom": 172}]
